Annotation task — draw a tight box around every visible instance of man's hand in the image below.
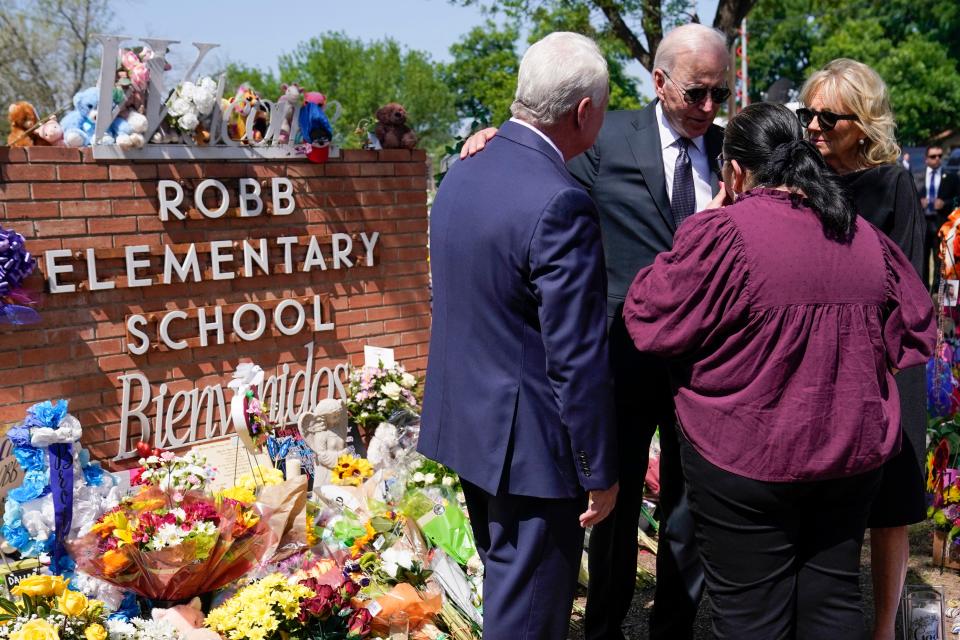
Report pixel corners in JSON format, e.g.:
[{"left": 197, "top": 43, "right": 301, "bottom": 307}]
[
  {"left": 460, "top": 127, "right": 498, "bottom": 159},
  {"left": 579, "top": 482, "right": 619, "bottom": 528},
  {"left": 921, "top": 196, "right": 929, "bottom": 209},
  {"left": 936, "top": 197, "right": 945, "bottom": 211}
]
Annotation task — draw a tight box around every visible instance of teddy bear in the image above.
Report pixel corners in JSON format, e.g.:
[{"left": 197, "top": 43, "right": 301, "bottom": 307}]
[
  {"left": 60, "top": 87, "right": 100, "bottom": 147},
  {"left": 224, "top": 86, "right": 259, "bottom": 141},
  {"left": 7, "top": 102, "right": 45, "bottom": 147},
  {"left": 367, "top": 422, "right": 403, "bottom": 468},
  {"left": 151, "top": 598, "right": 220, "bottom": 640},
  {"left": 374, "top": 102, "right": 417, "bottom": 149}
]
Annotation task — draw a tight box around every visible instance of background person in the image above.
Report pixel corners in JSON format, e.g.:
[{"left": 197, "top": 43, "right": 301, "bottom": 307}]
[
  {"left": 798, "top": 58, "right": 930, "bottom": 640},
  {"left": 625, "top": 102, "right": 936, "bottom": 639},
  {"left": 916, "top": 144, "right": 960, "bottom": 286},
  {"left": 419, "top": 32, "right": 619, "bottom": 640}
]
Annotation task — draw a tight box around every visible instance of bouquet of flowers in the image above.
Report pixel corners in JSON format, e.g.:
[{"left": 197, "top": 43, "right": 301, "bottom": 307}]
[
  {"left": 132, "top": 450, "right": 215, "bottom": 495},
  {"left": 0, "top": 575, "right": 110, "bottom": 640},
  {"left": 0, "top": 225, "right": 39, "bottom": 325},
  {"left": 331, "top": 455, "right": 374, "bottom": 488},
  {"left": 345, "top": 364, "right": 419, "bottom": 433},
  {"left": 68, "top": 485, "right": 273, "bottom": 601},
  {"left": 165, "top": 77, "right": 218, "bottom": 133},
  {"left": 205, "top": 572, "right": 372, "bottom": 640}
]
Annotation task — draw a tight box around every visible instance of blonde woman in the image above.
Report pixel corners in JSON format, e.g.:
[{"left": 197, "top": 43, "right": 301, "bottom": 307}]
[{"left": 799, "top": 58, "right": 926, "bottom": 640}]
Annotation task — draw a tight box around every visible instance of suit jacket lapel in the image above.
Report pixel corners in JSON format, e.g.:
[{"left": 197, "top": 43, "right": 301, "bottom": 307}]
[{"left": 625, "top": 102, "right": 676, "bottom": 232}]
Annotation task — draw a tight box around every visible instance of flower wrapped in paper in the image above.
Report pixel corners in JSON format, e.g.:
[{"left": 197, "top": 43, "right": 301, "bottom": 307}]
[{"left": 68, "top": 486, "right": 274, "bottom": 601}]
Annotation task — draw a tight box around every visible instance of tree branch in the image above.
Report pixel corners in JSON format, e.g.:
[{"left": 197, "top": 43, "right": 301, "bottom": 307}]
[
  {"left": 713, "top": 0, "right": 757, "bottom": 44},
  {"left": 590, "top": 0, "right": 657, "bottom": 71}
]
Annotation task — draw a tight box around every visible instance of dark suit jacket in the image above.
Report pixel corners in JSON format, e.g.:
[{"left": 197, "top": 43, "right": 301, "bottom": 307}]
[
  {"left": 915, "top": 168, "right": 960, "bottom": 220},
  {"left": 567, "top": 101, "right": 724, "bottom": 321},
  {"left": 419, "top": 120, "right": 617, "bottom": 499}
]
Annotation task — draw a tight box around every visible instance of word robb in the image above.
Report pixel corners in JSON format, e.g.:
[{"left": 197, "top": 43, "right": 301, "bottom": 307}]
[{"left": 38, "top": 178, "right": 382, "bottom": 354}]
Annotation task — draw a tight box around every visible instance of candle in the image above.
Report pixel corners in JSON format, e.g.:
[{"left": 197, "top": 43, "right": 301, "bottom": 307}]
[{"left": 286, "top": 458, "right": 301, "bottom": 479}]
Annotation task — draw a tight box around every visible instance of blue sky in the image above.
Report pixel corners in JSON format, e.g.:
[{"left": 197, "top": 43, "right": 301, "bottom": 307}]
[{"left": 114, "top": 0, "right": 721, "bottom": 96}]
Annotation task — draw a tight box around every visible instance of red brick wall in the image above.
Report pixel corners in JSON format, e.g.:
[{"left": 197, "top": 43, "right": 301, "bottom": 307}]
[{"left": 0, "top": 146, "right": 430, "bottom": 465}]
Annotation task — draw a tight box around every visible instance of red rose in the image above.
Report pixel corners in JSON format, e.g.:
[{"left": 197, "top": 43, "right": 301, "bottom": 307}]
[{"left": 347, "top": 607, "right": 372, "bottom": 637}]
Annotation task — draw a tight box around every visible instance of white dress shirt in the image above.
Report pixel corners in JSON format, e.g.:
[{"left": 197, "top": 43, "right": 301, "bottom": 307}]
[
  {"left": 509, "top": 117, "right": 564, "bottom": 163},
  {"left": 656, "top": 103, "right": 713, "bottom": 213}
]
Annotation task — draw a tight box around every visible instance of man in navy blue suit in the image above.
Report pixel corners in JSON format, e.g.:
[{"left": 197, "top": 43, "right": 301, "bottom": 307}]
[{"left": 419, "top": 32, "right": 620, "bottom": 640}]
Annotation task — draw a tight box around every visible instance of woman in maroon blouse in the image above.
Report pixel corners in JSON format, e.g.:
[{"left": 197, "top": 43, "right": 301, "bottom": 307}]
[{"left": 624, "top": 102, "right": 935, "bottom": 638}]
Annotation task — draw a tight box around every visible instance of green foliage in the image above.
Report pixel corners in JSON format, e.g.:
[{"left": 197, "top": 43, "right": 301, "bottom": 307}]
[
  {"left": 221, "top": 32, "right": 458, "bottom": 159},
  {"left": 526, "top": 3, "right": 645, "bottom": 110},
  {"left": 810, "top": 20, "right": 960, "bottom": 145},
  {"left": 443, "top": 21, "right": 520, "bottom": 128},
  {"left": 747, "top": 0, "right": 960, "bottom": 144}
]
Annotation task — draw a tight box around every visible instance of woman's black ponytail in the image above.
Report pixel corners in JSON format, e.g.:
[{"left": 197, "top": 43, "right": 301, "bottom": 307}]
[{"left": 724, "top": 103, "right": 854, "bottom": 241}]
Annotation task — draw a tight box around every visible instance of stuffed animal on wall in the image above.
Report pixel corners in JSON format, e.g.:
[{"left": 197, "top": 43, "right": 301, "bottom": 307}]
[
  {"left": 7, "top": 102, "right": 45, "bottom": 147},
  {"left": 36, "top": 118, "right": 63, "bottom": 146},
  {"left": 298, "top": 92, "right": 334, "bottom": 145},
  {"left": 374, "top": 102, "right": 417, "bottom": 149},
  {"left": 224, "top": 86, "right": 258, "bottom": 141},
  {"left": 276, "top": 83, "right": 303, "bottom": 144},
  {"left": 60, "top": 87, "right": 100, "bottom": 147},
  {"left": 151, "top": 598, "right": 220, "bottom": 640},
  {"left": 367, "top": 422, "right": 403, "bottom": 468}
]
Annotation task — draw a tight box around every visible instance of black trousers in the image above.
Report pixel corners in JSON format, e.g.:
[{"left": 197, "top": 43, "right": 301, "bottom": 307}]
[
  {"left": 680, "top": 437, "right": 882, "bottom": 640},
  {"left": 584, "top": 314, "right": 703, "bottom": 640},
  {"left": 461, "top": 480, "right": 586, "bottom": 640}
]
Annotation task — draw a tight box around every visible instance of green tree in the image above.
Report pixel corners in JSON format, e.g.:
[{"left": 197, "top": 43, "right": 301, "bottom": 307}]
[
  {"left": 527, "top": 3, "right": 644, "bottom": 110},
  {"left": 442, "top": 21, "right": 520, "bottom": 128},
  {"left": 747, "top": 0, "right": 960, "bottom": 144},
  {"left": 809, "top": 19, "right": 960, "bottom": 145},
  {"left": 224, "top": 32, "right": 458, "bottom": 157},
  {"left": 452, "top": 0, "right": 759, "bottom": 71},
  {"left": 0, "top": 0, "right": 115, "bottom": 138}
]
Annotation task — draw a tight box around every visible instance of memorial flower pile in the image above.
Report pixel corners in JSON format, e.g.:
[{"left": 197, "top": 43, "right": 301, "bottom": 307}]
[
  {"left": 0, "top": 575, "right": 110, "bottom": 640},
  {"left": 345, "top": 364, "right": 419, "bottom": 432},
  {"left": 204, "top": 572, "right": 372, "bottom": 640}
]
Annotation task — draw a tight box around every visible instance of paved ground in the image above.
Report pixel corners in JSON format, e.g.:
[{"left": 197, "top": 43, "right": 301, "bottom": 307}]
[{"left": 566, "top": 522, "right": 960, "bottom": 639}]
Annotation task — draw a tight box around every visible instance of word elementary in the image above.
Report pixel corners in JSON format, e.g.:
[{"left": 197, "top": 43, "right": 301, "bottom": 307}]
[{"left": 38, "top": 178, "right": 381, "bottom": 353}]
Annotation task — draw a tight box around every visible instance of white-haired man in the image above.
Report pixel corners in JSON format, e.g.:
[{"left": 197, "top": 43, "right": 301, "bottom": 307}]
[
  {"left": 461, "top": 22, "right": 731, "bottom": 640},
  {"left": 420, "top": 32, "right": 619, "bottom": 639}
]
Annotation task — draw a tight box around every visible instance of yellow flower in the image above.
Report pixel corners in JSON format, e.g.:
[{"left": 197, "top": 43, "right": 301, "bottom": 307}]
[
  {"left": 10, "top": 619, "right": 59, "bottom": 640},
  {"left": 12, "top": 575, "right": 68, "bottom": 598},
  {"left": 219, "top": 486, "right": 257, "bottom": 504},
  {"left": 57, "top": 590, "right": 89, "bottom": 616},
  {"left": 84, "top": 624, "right": 106, "bottom": 640},
  {"left": 331, "top": 454, "right": 374, "bottom": 486}
]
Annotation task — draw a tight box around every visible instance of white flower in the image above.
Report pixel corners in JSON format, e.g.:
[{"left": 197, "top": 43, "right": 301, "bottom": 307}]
[
  {"left": 381, "top": 547, "right": 414, "bottom": 577},
  {"left": 169, "top": 97, "right": 191, "bottom": 117},
  {"left": 413, "top": 472, "right": 425, "bottom": 483},
  {"left": 179, "top": 82, "right": 196, "bottom": 100},
  {"left": 199, "top": 76, "right": 217, "bottom": 92},
  {"left": 194, "top": 88, "right": 217, "bottom": 115},
  {"left": 442, "top": 476, "right": 454, "bottom": 487},
  {"left": 154, "top": 522, "right": 185, "bottom": 549},
  {"left": 401, "top": 373, "right": 417, "bottom": 388},
  {"left": 424, "top": 473, "right": 436, "bottom": 485},
  {"left": 382, "top": 382, "right": 402, "bottom": 401},
  {"left": 179, "top": 111, "right": 199, "bottom": 131}
]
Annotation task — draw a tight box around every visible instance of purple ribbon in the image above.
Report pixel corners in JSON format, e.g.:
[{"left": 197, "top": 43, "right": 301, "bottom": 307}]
[
  {"left": 0, "top": 227, "right": 39, "bottom": 325},
  {"left": 48, "top": 443, "right": 74, "bottom": 575}
]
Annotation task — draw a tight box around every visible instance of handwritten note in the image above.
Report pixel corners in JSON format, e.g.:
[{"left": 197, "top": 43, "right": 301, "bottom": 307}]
[{"left": 189, "top": 436, "right": 274, "bottom": 490}]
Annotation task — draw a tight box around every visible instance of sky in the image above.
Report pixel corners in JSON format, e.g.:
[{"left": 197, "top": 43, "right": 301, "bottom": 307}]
[{"left": 113, "top": 0, "right": 722, "bottom": 96}]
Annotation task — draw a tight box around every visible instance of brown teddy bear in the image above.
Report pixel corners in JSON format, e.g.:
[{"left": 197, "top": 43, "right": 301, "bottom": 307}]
[
  {"left": 374, "top": 102, "right": 417, "bottom": 149},
  {"left": 7, "top": 102, "right": 48, "bottom": 147}
]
